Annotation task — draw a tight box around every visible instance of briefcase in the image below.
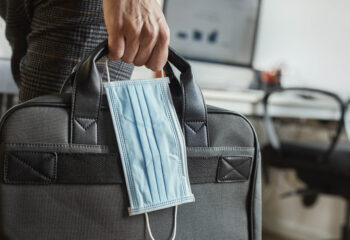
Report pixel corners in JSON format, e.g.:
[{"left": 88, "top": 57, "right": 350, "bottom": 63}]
[{"left": 0, "top": 40, "right": 261, "bottom": 240}]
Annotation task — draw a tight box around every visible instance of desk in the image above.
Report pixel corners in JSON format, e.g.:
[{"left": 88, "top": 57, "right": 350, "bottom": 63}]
[{"left": 202, "top": 89, "right": 341, "bottom": 121}]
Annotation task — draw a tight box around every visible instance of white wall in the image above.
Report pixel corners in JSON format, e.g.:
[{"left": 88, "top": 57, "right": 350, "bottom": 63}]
[
  {"left": 254, "top": 0, "right": 350, "bottom": 99},
  {"left": 0, "top": 19, "right": 11, "bottom": 58}
]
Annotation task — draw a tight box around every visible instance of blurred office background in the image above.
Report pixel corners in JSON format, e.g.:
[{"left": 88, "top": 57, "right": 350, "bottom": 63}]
[{"left": 1, "top": 0, "right": 350, "bottom": 239}]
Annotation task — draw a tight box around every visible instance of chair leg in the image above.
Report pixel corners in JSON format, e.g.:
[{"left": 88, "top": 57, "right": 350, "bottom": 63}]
[{"left": 342, "top": 201, "right": 350, "bottom": 240}]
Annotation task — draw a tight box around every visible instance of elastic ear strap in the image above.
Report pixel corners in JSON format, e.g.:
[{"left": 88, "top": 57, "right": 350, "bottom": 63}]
[
  {"left": 105, "top": 59, "right": 111, "bottom": 82},
  {"left": 145, "top": 212, "right": 155, "bottom": 240},
  {"left": 145, "top": 206, "right": 178, "bottom": 240}
]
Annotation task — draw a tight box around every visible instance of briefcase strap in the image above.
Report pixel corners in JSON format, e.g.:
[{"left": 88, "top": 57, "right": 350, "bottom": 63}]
[{"left": 66, "top": 40, "right": 209, "bottom": 147}]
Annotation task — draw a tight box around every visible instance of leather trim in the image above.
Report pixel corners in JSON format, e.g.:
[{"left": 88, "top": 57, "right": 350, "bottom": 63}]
[
  {"left": 4, "top": 151, "right": 57, "bottom": 184},
  {"left": 217, "top": 156, "right": 252, "bottom": 182},
  {"left": 2, "top": 151, "right": 253, "bottom": 185},
  {"left": 185, "top": 121, "right": 206, "bottom": 133}
]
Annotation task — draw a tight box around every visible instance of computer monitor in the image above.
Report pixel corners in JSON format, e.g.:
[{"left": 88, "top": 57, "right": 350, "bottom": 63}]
[{"left": 163, "top": 0, "right": 261, "bottom": 67}]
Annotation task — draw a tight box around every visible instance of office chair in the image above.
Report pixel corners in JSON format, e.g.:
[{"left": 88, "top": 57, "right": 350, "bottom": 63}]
[
  {"left": 261, "top": 88, "right": 350, "bottom": 240},
  {"left": 345, "top": 100, "right": 350, "bottom": 140},
  {"left": 344, "top": 100, "right": 350, "bottom": 240}
]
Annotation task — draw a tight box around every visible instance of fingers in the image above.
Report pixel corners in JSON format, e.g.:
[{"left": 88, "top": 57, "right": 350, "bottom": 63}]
[
  {"left": 122, "top": 19, "right": 142, "bottom": 63},
  {"left": 108, "top": 22, "right": 170, "bottom": 71},
  {"left": 103, "top": 0, "right": 124, "bottom": 60},
  {"left": 133, "top": 23, "right": 158, "bottom": 67},
  {"left": 146, "top": 25, "right": 170, "bottom": 71},
  {"left": 103, "top": 0, "right": 170, "bottom": 70}
]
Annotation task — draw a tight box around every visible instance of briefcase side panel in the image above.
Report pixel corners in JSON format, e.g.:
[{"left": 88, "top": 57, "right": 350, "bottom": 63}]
[
  {"left": 0, "top": 104, "right": 117, "bottom": 147},
  {"left": 0, "top": 106, "right": 70, "bottom": 144},
  {"left": 207, "top": 106, "right": 261, "bottom": 240}
]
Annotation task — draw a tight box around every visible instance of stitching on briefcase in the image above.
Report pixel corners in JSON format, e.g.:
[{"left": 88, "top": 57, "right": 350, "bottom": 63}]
[
  {"left": 185, "top": 121, "right": 206, "bottom": 133},
  {"left": 4, "top": 152, "right": 57, "bottom": 184},
  {"left": 75, "top": 118, "right": 96, "bottom": 130},
  {"left": 216, "top": 156, "right": 252, "bottom": 183}
]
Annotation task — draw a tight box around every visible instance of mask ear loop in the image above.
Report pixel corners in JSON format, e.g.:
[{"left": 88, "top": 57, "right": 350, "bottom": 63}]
[
  {"left": 105, "top": 59, "right": 111, "bottom": 82},
  {"left": 145, "top": 206, "right": 178, "bottom": 240}
]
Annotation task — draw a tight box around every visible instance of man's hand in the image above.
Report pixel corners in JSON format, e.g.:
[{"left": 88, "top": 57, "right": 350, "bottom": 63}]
[{"left": 103, "top": 0, "right": 170, "bottom": 71}]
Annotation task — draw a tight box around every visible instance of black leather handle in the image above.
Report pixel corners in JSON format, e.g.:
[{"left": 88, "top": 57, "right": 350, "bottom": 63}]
[
  {"left": 70, "top": 41, "right": 107, "bottom": 144},
  {"left": 70, "top": 40, "right": 208, "bottom": 147}
]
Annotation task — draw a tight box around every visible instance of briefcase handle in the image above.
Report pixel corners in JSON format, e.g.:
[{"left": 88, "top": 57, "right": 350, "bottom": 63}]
[{"left": 69, "top": 40, "right": 209, "bottom": 147}]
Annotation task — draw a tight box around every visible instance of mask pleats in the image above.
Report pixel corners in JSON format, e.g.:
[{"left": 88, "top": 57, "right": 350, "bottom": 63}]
[
  {"left": 142, "top": 83, "right": 182, "bottom": 201},
  {"left": 137, "top": 84, "right": 169, "bottom": 202},
  {"left": 133, "top": 84, "right": 165, "bottom": 203},
  {"left": 125, "top": 85, "right": 160, "bottom": 204}
]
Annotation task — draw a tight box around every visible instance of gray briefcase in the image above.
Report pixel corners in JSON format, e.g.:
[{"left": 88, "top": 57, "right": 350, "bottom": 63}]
[{"left": 0, "top": 41, "right": 261, "bottom": 240}]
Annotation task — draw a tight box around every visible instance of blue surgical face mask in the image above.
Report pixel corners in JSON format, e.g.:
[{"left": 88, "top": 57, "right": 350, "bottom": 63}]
[{"left": 104, "top": 66, "right": 194, "bottom": 239}]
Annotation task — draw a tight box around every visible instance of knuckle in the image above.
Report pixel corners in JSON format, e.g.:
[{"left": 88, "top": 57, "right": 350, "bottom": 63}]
[
  {"left": 158, "top": 27, "right": 170, "bottom": 43},
  {"left": 129, "top": 22, "right": 142, "bottom": 35},
  {"left": 127, "top": 30, "right": 138, "bottom": 39},
  {"left": 144, "top": 25, "right": 158, "bottom": 39},
  {"left": 126, "top": 29, "right": 141, "bottom": 43}
]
